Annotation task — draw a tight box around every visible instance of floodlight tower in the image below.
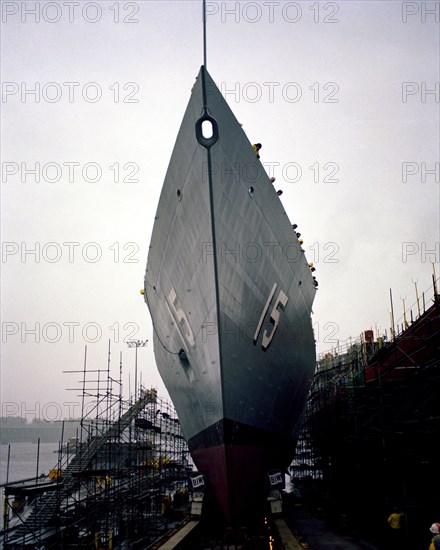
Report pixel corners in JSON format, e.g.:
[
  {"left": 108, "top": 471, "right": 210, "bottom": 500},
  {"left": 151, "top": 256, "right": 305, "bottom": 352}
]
[{"left": 127, "top": 339, "right": 148, "bottom": 400}]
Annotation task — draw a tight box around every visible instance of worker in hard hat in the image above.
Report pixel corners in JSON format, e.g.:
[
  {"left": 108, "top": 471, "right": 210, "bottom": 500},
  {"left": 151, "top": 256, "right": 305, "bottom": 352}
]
[
  {"left": 252, "top": 143, "right": 262, "bottom": 159},
  {"left": 429, "top": 523, "right": 440, "bottom": 550}
]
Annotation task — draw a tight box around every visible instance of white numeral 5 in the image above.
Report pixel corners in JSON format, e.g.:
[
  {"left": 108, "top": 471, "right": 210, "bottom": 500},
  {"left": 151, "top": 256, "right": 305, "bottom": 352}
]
[
  {"left": 253, "top": 283, "right": 289, "bottom": 351},
  {"left": 261, "top": 290, "right": 288, "bottom": 350}
]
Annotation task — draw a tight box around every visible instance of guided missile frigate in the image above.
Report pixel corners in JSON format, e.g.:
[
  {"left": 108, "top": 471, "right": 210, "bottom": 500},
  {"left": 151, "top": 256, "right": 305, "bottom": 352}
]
[{"left": 144, "top": 66, "right": 316, "bottom": 521}]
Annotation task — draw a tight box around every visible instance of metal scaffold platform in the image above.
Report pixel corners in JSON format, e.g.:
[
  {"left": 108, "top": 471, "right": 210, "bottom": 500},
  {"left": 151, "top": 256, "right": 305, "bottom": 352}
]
[
  {"left": 289, "top": 277, "right": 440, "bottom": 547},
  {"left": 1, "top": 347, "right": 192, "bottom": 549}
]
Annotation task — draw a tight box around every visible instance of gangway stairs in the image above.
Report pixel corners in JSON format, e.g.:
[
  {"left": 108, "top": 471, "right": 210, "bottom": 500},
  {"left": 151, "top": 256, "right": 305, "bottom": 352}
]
[{"left": 5, "top": 394, "right": 153, "bottom": 546}]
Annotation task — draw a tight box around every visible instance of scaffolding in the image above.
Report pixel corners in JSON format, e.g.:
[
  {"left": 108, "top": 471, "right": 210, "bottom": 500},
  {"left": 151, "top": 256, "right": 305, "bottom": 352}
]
[
  {"left": 290, "top": 278, "right": 440, "bottom": 545},
  {"left": 2, "top": 346, "right": 191, "bottom": 549}
]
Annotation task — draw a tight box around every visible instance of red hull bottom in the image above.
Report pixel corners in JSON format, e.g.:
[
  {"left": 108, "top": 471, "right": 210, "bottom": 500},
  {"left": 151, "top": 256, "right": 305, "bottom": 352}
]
[{"left": 192, "top": 444, "right": 291, "bottom": 522}]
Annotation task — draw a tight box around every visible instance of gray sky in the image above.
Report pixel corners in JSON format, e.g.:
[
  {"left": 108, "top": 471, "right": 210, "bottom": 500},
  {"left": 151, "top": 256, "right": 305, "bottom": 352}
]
[{"left": 1, "top": 0, "right": 439, "bottom": 421}]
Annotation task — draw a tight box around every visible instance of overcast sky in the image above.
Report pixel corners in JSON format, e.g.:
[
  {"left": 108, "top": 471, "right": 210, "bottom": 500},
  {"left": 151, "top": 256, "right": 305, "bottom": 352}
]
[{"left": 1, "top": 0, "right": 439, "bottom": 422}]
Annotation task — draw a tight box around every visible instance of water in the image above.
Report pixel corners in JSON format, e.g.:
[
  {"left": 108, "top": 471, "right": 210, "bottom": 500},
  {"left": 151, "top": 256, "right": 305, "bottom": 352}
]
[
  {"left": 1, "top": 442, "right": 59, "bottom": 485},
  {"left": 1, "top": 442, "right": 60, "bottom": 530}
]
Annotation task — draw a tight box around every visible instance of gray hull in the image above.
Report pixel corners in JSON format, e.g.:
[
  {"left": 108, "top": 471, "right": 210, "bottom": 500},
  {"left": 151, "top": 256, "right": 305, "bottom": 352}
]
[{"left": 144, "top": 67, "right": 316, "bottom": 520}]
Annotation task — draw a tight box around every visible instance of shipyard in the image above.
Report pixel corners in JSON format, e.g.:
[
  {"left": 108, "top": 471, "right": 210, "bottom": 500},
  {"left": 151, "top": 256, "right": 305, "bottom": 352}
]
[
  {"left": 2, "top": 278, "right": 439, "bottom": 548},
  {"left": 2, "top": 1, "right": 439, "bottom": 549}
]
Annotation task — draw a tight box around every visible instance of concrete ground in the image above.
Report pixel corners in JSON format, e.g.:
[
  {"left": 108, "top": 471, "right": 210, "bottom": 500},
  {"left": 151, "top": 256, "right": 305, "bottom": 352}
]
[{"left": 282, "top": 506, "right": 381, "bottom": 550}]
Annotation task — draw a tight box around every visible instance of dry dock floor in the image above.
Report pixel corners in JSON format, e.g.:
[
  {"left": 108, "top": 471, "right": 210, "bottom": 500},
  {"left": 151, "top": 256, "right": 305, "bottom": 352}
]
[
  {"left": 283, "top": 506, "right": 380, "bottom": 550},
  {"left": 154, "top": 520, "right": 200, "bottom": 549},
  {"left": 152, "top": 506, "right": 381, "bottom": 549},
  {"left": 274, "top": 518, "right": 304, "bottom": 549}
]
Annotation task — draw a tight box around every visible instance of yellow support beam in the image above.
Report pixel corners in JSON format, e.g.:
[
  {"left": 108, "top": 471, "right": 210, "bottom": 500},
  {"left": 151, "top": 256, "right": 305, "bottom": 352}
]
[
  {"left": 274, "top": 518, "right": 304, "bottom": 550},
  {"left": 155, "top": 520, "right": 200, "bottom": 550}
]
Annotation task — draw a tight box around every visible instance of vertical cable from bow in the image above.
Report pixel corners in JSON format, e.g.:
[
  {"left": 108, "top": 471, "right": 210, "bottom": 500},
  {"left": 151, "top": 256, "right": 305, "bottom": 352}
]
[{"left": 203, "top": 0, "right": 207, "bottom": 70}]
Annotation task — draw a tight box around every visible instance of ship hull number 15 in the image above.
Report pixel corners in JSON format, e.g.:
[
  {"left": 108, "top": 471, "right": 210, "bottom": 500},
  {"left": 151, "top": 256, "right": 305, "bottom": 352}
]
[{"left": 253, "top": 283, "right": 289, "bottom": 351}]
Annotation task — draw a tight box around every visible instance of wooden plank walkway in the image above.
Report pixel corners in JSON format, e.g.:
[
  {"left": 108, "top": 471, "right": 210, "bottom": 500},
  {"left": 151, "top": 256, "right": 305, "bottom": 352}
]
[
  {"left": 274, "top": 518, "right": 304, "bottom": 550},
  {"left": 155, "top": 520, "right": 200, "bottom": 549}
]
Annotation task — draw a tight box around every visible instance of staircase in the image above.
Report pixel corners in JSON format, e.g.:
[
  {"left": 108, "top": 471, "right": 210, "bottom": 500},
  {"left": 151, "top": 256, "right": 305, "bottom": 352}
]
[{"left": 6, "top": 395, "right": 152, "bottom": 546}]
